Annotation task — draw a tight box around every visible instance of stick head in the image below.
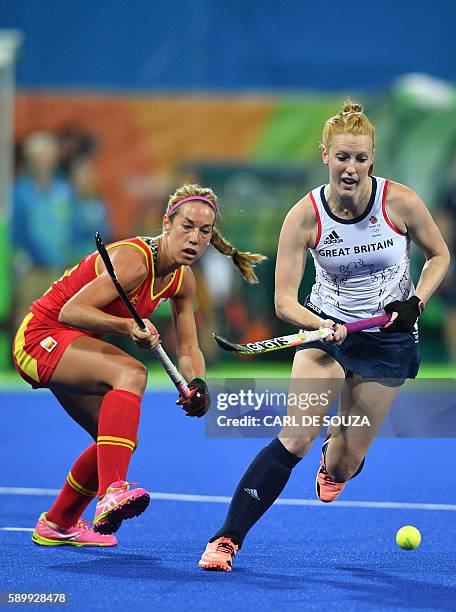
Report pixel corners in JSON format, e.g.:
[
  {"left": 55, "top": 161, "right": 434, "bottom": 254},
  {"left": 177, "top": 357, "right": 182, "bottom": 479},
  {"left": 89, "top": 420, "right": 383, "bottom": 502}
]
[{"left": 213, "top": 333, "right": 240, "bottom": 353}]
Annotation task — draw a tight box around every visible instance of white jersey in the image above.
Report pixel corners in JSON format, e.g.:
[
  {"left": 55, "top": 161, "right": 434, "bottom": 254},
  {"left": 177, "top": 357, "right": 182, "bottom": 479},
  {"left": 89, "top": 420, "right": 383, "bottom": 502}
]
[{"left": 308, "top": 176, "right": 413, "bottom": 328}]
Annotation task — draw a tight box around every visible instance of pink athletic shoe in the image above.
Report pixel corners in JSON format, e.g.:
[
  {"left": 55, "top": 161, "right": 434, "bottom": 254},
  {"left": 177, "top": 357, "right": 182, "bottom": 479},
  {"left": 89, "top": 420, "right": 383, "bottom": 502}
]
[
  {"left": 93, "top": 481, "right": 150, "bottom": 534},
  {"left": 32, "top": 512, "right": 117, "bottom": 547}
]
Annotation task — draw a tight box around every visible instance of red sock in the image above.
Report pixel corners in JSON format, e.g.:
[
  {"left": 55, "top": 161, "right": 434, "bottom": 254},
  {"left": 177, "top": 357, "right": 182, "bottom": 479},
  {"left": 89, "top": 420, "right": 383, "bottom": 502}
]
[
  {"left": 97, "top": 389, "right": 141, "bottom": 497},
  {"left": 46, "top": 443, "right": 98, "bottom": 529}
]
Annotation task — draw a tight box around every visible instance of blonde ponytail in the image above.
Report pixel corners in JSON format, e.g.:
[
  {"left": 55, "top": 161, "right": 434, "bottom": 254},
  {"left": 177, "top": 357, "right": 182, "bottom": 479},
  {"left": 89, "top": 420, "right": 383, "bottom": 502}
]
[{"left": 210, "top": 227, "right": 267, "bottom": 284}]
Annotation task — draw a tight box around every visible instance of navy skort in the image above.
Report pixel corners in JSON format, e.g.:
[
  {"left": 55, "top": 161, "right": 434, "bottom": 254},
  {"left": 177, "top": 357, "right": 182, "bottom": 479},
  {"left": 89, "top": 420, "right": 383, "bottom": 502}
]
[{"left": 296, "top": 304, "right": 421, "bottom": 382}]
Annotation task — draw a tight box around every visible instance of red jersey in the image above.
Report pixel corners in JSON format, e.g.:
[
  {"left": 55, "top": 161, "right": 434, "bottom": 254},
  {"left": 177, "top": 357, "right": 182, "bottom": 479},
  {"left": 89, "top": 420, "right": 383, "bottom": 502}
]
[{"left": 30, "top": 236, "right": 185, "bottom": 325}]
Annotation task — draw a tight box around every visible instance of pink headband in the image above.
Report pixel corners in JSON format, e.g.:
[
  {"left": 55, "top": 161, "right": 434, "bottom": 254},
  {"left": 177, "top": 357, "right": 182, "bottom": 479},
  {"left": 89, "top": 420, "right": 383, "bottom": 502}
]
[{"left": 167, "top": 195, "right": 218, "bottom": 218}]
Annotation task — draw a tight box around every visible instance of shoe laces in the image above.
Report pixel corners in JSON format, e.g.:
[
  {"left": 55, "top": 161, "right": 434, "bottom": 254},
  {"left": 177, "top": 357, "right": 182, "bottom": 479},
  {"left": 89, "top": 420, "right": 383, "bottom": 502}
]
[
  {"left": 108, "top": 481, "right": 138, "bottom": 493},
  {"left": 215, "top": 539, "right": 236, "bottom": 556},
  {"left": 320, "top": 466, "right": 339, "bottom": 487},
  {"left": 76, "top": 519, "right": 92, "bottom": 531}
]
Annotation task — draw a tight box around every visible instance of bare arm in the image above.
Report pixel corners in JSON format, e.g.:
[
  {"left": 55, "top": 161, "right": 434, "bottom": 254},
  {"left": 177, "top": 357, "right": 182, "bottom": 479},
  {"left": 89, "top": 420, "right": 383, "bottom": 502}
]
[
  {"left": 59, "top": 245, "right": 149, "bottom": 336},
  {"left": 275, "top": 195, "right": 326, "bottom": 330},
  {"left": 387, "top": 182, "right": 450, "bottom": 304},
  {"left": 171, "top": 267, "right": 205, "bottom": 382}
]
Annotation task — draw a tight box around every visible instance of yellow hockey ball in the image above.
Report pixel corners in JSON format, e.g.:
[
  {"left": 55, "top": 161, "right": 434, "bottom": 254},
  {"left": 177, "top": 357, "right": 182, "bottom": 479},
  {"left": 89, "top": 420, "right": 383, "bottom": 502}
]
[{"left": 396, "top": 525, "right": 421, "bottom": 550}]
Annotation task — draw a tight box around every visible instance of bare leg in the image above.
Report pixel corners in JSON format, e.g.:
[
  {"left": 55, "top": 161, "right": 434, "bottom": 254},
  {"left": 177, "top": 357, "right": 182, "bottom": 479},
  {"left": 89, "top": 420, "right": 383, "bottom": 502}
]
[
  {"left": 49, "top": 335, "right": 148, "bottom": 397},
  {"left": 325, "top": 376, "right": 402, "bottom": 482},
  {"left": 50, "top": 388, "right": 103, "bottom": 440},
  {"left": 279, "top": 348, "right": 346, "bottom": 457}
]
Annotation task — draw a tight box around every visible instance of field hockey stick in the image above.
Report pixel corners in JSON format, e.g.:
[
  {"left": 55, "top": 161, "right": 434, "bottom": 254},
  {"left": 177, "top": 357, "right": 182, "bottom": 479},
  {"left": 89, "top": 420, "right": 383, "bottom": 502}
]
[
  {"left": 95, "top": 233, "right": 191, "bottom": 399},
  {"left": 213, "top": 313, "right": 392, "bottom": 355}
]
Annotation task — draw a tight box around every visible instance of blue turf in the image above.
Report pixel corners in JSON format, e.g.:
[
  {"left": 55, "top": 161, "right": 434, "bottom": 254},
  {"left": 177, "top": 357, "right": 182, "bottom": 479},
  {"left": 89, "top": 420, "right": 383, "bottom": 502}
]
[{"left": 1, "top": 390, "right": 455, "bottom": 611}]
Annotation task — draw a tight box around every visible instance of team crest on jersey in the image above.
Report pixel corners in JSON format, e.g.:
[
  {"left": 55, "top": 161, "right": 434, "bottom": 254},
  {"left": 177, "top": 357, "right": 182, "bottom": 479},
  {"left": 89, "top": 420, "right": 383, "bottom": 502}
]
[
  {"left": 369, "top": 215, "right": 382, "bottom": 237},
  {"left": 130, "top": 294, "right": 140, "bottom": 305},
  {"left": 40, "top": 336, "right": 58, "bottom": 353}
]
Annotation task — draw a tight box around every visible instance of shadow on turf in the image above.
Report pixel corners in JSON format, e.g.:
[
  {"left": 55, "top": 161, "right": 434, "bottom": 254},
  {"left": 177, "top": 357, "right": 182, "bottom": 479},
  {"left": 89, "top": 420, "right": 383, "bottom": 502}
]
[
  {"left": 48, "top": 551, "right": 160, "bottom": 576},
  {"left": 48, "top": 551, "right": 296, "bottom": 586},
  {"left": 48, "top": 550, "right": 456, "bottom": 608},
  {"left": 328, "top": 565, "right": 456, "bottom": 610}
]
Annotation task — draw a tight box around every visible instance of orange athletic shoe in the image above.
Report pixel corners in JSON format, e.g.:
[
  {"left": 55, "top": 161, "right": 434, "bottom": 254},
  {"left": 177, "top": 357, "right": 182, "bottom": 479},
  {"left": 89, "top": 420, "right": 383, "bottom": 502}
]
[
  {"left": 316, "top": 436, "right": 365, "bottom": 503},
  {"left": 316, "top": 436, "right": 346, "bottom": 503},
  {"left": 199, "top": 537, "right": 239, "bottom": 572}
]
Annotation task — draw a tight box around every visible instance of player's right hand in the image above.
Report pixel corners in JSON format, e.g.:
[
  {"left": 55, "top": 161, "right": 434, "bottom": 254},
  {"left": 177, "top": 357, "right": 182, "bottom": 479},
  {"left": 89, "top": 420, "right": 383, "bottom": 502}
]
[
  {"left": 128, "top": 319, "right": 161, "bottom": 350},
  {"left": 319, "top": 319, "right": 347, "bottom": 344}
]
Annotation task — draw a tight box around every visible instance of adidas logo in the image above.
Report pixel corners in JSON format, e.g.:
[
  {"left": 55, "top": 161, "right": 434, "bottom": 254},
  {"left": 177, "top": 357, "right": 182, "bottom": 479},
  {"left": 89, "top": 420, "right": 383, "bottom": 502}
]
[
  {"left": 323, "top": 230, "right": 343, "bottom": 245},
  {"left": 244, "top": 488, "right": 260, "bottom": 500}
]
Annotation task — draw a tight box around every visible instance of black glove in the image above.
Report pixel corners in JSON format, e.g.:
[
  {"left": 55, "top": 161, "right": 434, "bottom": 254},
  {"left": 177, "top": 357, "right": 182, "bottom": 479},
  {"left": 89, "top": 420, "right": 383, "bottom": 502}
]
[
  {"left": 176, "top": 377, "right": 211, "bottom": 417},
  {"left": 382, "top": 296, "right": 424, "bottom": 333}
]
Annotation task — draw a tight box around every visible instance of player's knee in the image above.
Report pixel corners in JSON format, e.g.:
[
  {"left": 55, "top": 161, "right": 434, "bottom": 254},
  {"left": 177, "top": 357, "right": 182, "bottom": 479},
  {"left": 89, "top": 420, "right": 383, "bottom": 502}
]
[
  {"left": 116, "top": 360, "right": 148, "bottom": 396},
  {"left": 279, "top": 436, "right": 314, "bottom": 458}
]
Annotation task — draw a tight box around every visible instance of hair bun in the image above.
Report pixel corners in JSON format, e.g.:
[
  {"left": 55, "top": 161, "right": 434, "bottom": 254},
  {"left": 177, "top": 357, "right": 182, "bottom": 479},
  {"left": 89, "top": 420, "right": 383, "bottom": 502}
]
[{"left": 343, "top": 100, "right": 363, "bottom": 114}]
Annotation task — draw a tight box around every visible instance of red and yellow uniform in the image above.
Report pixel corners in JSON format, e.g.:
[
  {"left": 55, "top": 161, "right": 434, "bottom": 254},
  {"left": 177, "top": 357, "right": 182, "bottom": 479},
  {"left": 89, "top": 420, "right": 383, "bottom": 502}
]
[{"left": 12, "top": 237, "right": 184, "bottom": 388}]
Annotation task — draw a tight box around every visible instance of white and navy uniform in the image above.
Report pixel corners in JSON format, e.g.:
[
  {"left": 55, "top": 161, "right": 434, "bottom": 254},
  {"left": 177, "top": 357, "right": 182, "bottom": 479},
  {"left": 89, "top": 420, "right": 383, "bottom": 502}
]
[{"left": 297, "top": 176, "right": 420, "bottom": 380}]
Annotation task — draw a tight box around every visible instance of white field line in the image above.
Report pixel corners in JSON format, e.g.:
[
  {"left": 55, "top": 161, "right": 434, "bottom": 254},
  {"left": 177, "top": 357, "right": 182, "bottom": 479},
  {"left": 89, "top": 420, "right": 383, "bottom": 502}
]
[
  {"left": 0, "top": 527, "right": 34, "bottom": 532},
  {"left": 0, "top": 487, "right": 60, "bottom": 496},
  {"left": 0, "top": 486, "right": 455, "bottom": 512}
]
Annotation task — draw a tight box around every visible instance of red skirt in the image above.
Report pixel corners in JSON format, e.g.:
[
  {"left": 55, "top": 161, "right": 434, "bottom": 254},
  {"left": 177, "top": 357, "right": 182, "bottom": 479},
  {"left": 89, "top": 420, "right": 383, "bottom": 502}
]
[{"left": 12, "top": 311, "right": 92, "bottom": 389}]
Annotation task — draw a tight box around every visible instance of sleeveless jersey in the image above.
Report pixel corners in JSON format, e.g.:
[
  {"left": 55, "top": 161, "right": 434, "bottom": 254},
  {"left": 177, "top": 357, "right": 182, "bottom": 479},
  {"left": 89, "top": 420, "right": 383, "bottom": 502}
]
[
  {"left": 307, "top": 176, "right": 413, "bottom": 326},
  {"left": 30, "top": 236, "right": 184, "bottom": 327}
]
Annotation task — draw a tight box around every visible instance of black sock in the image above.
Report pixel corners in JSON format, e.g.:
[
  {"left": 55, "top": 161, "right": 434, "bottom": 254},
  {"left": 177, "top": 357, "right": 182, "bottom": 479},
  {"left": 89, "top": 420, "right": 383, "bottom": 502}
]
[{"left": 211, "top": 438, "right": 301, "bottom": 548}]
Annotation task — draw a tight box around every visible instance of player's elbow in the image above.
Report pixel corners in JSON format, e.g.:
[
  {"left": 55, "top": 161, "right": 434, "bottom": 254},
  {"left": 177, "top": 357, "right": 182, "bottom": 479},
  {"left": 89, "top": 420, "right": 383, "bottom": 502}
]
[
  {"left": 275, "top": 295, "right": 292, "bottom": 321},
  {"left": 429, "top": 243, "right": 451, "bottom": 272},
  {"left": 442, "top": 251, "right": 451, "bottom": 277},
  {"left": 442, "top": 244, "right": 451, "bottom": 269}
]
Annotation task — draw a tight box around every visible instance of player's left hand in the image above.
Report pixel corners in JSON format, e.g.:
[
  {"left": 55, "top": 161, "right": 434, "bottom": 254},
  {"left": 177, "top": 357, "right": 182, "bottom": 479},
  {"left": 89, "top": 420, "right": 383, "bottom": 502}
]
[
  {"left": 176, "top": 377, "right": 211, "bottom": 417},
  {"left": 382, "top": 295, "right": 424, "bottom": 333}
]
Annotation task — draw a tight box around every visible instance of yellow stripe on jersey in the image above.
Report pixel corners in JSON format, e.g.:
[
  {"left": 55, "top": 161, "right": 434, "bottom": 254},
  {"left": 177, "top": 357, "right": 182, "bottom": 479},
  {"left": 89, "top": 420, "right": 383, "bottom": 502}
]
[
  {"left": 66, "top": 471, "right": 97, "bottom": 497},
  {"left": 173, "top": 266, "right": 185, "bottom": 297},
  {"left": 12, "top": 313, "right": 39, "bottom": 383},
  {"left": 94, "top": 240, "right": 150, "bottom": 279}
]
